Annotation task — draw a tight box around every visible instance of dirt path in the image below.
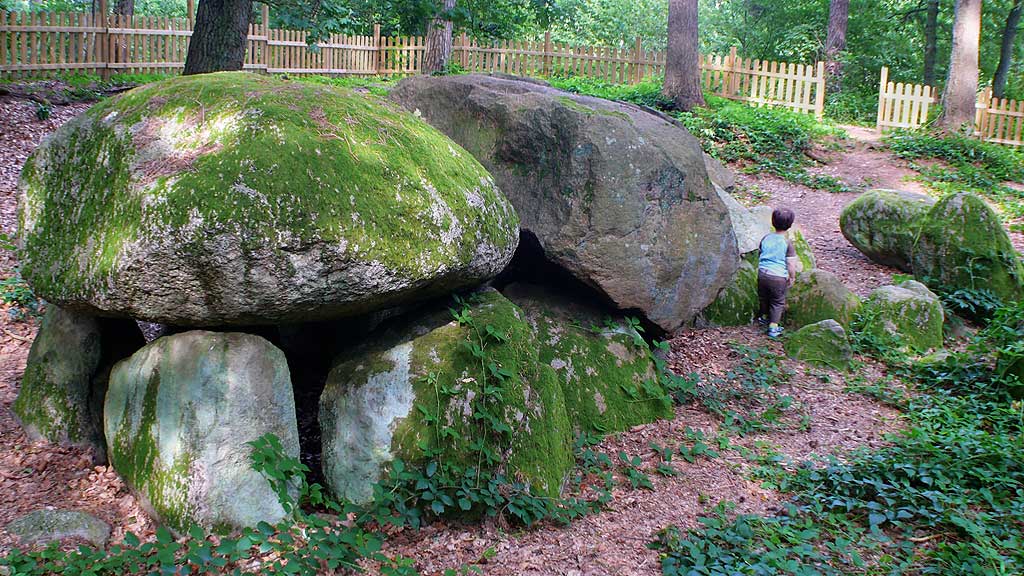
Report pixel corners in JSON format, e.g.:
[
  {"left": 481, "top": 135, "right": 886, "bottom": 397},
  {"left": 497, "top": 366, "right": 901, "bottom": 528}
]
[{"left": 0, "top": 100, "right": 927, "bottom": 574}]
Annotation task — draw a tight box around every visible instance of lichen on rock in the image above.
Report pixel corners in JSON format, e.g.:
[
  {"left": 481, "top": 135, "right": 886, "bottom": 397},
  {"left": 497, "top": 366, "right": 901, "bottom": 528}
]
[
  {"left": 503, "top": 283, "right": 672, "bottom": 434},
  {"left": 320, "top": 289, "right": 574, "bottom": 505},
  {"left": 861, "top": 280, "right": 944, "bottom": 352},
  {"left": 18, "top": 72, "right": 519, "bottom": 326},
  {"left": 911, "top": 192, "right": 1024, "bottom": 303},
  {"left": 784, "top": 319, "right": 853, "bottom": 371},
  {"left": 104, "top": 330, "right": 300, "bottom": 533},
  {"left": 840, "top": 189, "right": 935, "bottom": 271},
  {"left": 787, "top": 269, "right": 862, "bottom": 329}
]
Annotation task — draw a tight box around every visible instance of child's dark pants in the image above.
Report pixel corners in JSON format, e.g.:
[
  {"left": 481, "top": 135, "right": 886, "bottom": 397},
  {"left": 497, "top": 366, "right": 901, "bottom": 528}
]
[{"left": 757, "top": 271, "right": 789, "bottom": 324}]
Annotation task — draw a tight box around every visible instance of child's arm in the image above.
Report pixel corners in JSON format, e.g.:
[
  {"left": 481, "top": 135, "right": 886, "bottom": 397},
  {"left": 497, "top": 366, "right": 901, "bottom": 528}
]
[{"left": 786, "top": 240, "right": 798, "bottom": 286}]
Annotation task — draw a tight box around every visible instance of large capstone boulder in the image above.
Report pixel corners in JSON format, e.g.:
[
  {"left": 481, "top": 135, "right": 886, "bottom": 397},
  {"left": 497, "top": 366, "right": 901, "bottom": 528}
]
[
  {"left": 13, "top": 305, "right": 143, "bottom": 458},
  {"left": 18, "top": 72, "right": 518, "bottom": 326},
  {"left": 389, "top": 74, "right": 738, "bottom": 332},
  {"left": 784, "top": 319, "right": 853, "bottom": 371},
  {"left": 912, "top": 193, "right": 1024, "bottom": 303},
  {"left": 104, "top": 331, "right": 299, "bottom": 532},
  {"left": 320, "top": 289, "right": 573, "bottom": 505},
  {"left": 503, "top": 283, "right": 672, "bottom": 434},
  {"left": 840, "top": 189, "right": 935, "bottom": 271},
  {"left": 861, "top": 280, "right": 944, "bottom": 352},
  {"left": 787, "top": 269, "right": 862, "bottom": 329}
]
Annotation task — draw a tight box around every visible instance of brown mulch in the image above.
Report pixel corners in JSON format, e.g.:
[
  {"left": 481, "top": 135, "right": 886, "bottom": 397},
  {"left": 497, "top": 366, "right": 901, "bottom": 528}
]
[{"left": 0, "top": 96, "right": 156, "bottom": 553}]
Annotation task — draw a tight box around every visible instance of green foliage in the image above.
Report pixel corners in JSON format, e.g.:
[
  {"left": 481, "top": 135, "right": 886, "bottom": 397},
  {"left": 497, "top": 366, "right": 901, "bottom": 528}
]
[
  {"left": 886, "top": 130, "right": 1024, "bottom": 219},
  {"left": 654, "top": 301, "right": 1024, "bottom": 576},
  {"left": 687, "top": 344, "right": 801, "bottom": 436},
  {"left": 652, "top": 502, "right": 862, "bottom": 576},
  {"left": 548, "top": 75, "right": 672, "bottom": 108},
  {"left": 674, "top": 97, "right": 848, "bottom": 192},
  {"left": 0, "top": 270, "right": 43, "bottom": 321}
]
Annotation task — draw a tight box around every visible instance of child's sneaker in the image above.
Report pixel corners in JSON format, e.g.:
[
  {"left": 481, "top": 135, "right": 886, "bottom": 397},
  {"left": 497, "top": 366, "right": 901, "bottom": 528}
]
[
  {"left": 767, "top": 325, "right": 784, "bottom": 339},
  {"left": 757, "top": 316, "right": 769, "bottom": 327}
]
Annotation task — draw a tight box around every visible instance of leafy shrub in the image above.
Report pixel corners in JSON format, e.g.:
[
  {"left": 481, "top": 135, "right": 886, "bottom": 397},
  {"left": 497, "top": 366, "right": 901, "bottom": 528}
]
[
  {"left": 655, "top": 301, "right": 1024, "bottom": 575},
  {"left": 0, "top": 270, "right": 43, "bottom": 321},
  {"left": 824, "top": 89, "right": 878, "bottom": 125},
  {"left": 548, "top": 75, "right": 672, "bottom": 109}
]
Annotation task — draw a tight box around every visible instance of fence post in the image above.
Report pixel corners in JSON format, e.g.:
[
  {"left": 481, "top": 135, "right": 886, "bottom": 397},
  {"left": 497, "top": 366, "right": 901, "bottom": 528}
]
[
  {"left": 97, "top": 0, "right": 109, "bottom": 79},
  {"left": 260, "top": 3, "right": 269, "bottom": 74},
  {"left": 875, "top": 66, "right": 888, "bottom": 133},
  {"left": 975, "top": 86, "right": 992, "bottom": 138},
  {"left": 542, "top": 30, "right": 552, "bottom": 77},
  {"left": 458, "top": 31, "right": 468, "bottom": 69},
  {"left": 372, "top": 23, "right": 381, "bottom": 75},
  {"left": 629, "top": 36, "right": 643, "bottom": 84},
  {"left": 813, "top": 60, "right": 825, "bottom": 119}
]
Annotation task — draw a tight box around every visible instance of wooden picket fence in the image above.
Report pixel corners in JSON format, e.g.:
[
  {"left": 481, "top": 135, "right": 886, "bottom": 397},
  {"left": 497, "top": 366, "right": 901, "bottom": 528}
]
[
  {"left": 876, "top": 67, "right": 1024, "bottom": 147},
  {"left": 0, "top": 8, "right": 827, "bottom": 117}
]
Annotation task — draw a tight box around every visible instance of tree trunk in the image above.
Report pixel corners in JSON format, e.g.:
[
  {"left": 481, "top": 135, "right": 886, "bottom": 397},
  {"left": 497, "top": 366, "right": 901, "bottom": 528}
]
[
  {"left": 183, "top": 0, "right": 253, "bottom": 75},
  {"left": 663, "top": 0, "right": 704, "bottom": 111},
  {"left": 113, "top": 0, "right": 133, "bottom": 15},
  {"left": 924, "top": 0, "right": 939, "bottom": 85},
  {"left": 993, "top": 0, "right": 1022, "bottom": 98},
  {"left": 824, "top": 0, "right": 849, "bottom": 92},
  {"left": 422, "top": 0, "right": 456, "bottom": 74},
  {"left": 937, "top": 0, "right": 981, "bottom": 131}
]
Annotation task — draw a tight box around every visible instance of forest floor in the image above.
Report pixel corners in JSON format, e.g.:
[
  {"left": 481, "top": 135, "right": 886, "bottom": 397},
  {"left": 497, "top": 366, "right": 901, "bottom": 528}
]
[{"left": 0, "top": 96, "right": 1019, "bottom": 574}]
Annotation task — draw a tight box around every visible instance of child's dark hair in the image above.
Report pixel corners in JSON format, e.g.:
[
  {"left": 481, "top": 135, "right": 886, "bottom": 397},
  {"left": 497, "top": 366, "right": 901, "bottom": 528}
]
[{"left": 772, "top": 207, "right": 795, "bottom": 231}]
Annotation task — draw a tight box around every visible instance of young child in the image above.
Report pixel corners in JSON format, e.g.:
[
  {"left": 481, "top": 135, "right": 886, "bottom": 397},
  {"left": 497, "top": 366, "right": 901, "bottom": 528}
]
[{"left": 757, "top": 207, "right": 798, "bottom": 338}]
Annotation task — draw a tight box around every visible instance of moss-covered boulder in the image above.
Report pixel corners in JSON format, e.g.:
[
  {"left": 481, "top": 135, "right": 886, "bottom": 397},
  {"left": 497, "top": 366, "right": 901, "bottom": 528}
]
[
  {"left": 784, "top": 319, "right": 852, "bottom": 370},
  {"left": 503, "top": 283, "right": 671, "bottom": 434},
  {"left": 104, "top": 331, "right": 299, "bottom": 532},
  {"left": 320, "top": 289, "right": 573, "bottom": 505},
  {"left": 13, "top": 306, "right": 143, "bottom": 457},
  {"left": 702, "top": 253, "right": 760, "bottom": 326},
  {"left": 390, "top": 74, "right": 738, "bottom": 332},
  {"left": 840, "top": 189, "right": 935, "bottom": 271},
  {"left": 18, "top": 72, "right": 518, "bottom": 326},
  {"left": 6, "top": 509, "right": 111, "bottom": 549},
  {"left": 787, "top": 269, "right": 862, "bottom": 328},
  {"left": 911, "top": 193, "right": 1024, "bottom": 303},
  {"left": 861, "top": 280, "right": 944, "bottom": 352}
]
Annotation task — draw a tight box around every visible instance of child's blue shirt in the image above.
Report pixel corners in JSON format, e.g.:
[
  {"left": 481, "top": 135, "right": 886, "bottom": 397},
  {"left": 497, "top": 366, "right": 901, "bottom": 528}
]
[{"left": 759, "top": 233, "right": 795, "bottom": 278}]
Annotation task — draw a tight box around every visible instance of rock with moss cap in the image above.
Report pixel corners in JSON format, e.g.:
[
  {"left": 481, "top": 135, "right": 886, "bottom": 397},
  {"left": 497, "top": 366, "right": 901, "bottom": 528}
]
[
  {"left": 104, "top": 330, "right": 299, "bottom": 533},
  {"left": 18, "top": 72, "right": 518, "bottom": 326},
  {"left": 784, "top": 319, "right": 852, "bottom": 370},
  {"left": 861, "top": 280, "right": 944, "bottom": 352},
  {"left": 13, "top": 305, "right": 143, "bottom": 459},
  {"left": 840, "top": 189, "right": 935, "bottom": 271},
  {"left": 6, "top": 509, "right": 111, "bottom": 549},
  {"left": 390, "top": 74, "right": 737, "bottom": 332},
  {"left": 503, "top": 283, "right": 672, "bottom": 434},
  {"left": 702, "top": 253, "right": 760, "bottom": 326},
  {"left": 786, "top": 269, "right": 862, "bottom": 328},
  {"left": 911, "top": 192, "right": 1024, "bottom": 303},
  {"left": 320, "top": 289, "right": 573, "bottom": 505}
]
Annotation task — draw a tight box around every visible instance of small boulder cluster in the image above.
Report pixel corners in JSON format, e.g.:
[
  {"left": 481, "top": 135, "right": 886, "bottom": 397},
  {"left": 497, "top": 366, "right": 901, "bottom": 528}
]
[
  {"left": 702, "top": 182, "right": 1023, "bottom": 371},
  {"left": 12, "top": 72, "right": 737, "bottom": 534}
]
